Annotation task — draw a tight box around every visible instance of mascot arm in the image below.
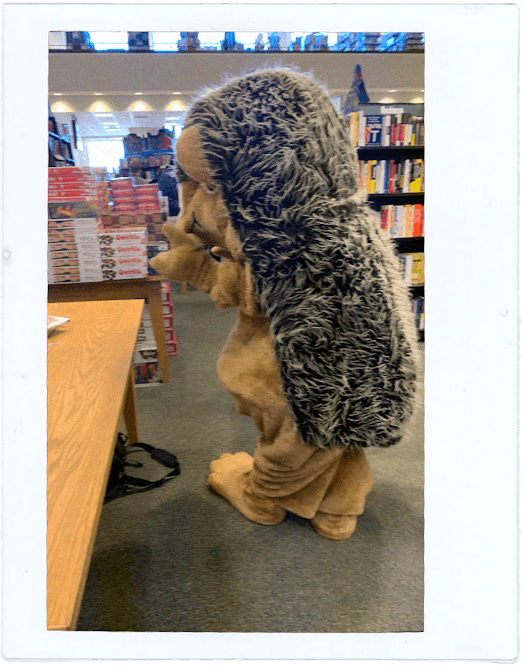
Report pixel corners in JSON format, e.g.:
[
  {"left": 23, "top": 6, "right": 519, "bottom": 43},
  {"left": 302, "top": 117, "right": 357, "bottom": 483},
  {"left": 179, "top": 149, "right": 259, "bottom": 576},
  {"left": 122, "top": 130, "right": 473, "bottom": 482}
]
[{"left": 150, "top": 222, "right": 260, "bottom": 315}]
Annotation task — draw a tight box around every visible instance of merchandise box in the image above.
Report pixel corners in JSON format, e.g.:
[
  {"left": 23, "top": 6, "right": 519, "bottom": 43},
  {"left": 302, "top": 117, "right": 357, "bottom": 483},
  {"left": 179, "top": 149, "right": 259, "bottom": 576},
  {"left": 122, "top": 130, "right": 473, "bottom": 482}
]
[
  {"left": 140, "top": 311, "right": 173, "bottom": 330},
  {"left": 48, "top": 175, "right": 98, "bottom": 186},
  {"left": 49, "top": 257, "right": 79, "bottom": 269},
  {"left": 107, "top": 243, "right": 147, "bottom": 256},
  {"left": 161, "top": 301, "right": 173, "bottom": 316},
  {"left": 165, "top": 326, "right": 176, "bottom": 343},
  {"left": 138, "top": 323, "right": 175, "bottom": 344},
  {"left": 49, "top": 247, "right": 79, "bottom": 260},
  {"left": 134, "top": 362, "right": 161, "bottom": 387},
  {"left": 48, "top": 241, "right": 77, "bottom": 253},
  {"left": 160, "top": 281, "right": 171, "bottom": 301},
  {"left": 51, "top": 265, "right": 80, "bottom": 278},
  {"left": 49, "top": 182, "right": 98, "bottom": 193},
  {"left": 48, "top": 166, "right": 93, "bottom": 176},
  {"left": 48, "top": 218, "right": 74, "bottom": 231},
  {"left": 102, "top": 265, "right": 148, "bottom": 281},
  {"left": 111, "top": 256, "right": 149, "bottom": 269},
  {"left": 100, "top": 247, "right": 146, "bottom": 261},
  {"left": 48, "top": 193, "right": 99, "bottom": 204},
  {"left": 99, "top": 228, "right": 147, "bottom": 246},
  {"left": 79, "top": 253, "right": 103, "bottom": 266},
  {"left": 48, "top": 201, "right": 99, "bottom": 219},
  {"left": 133, "top": 346, "right": 158, "bottom": 364},
  {"left": 48, "top": 229, "right": 76, "bottom": 243},
  {"left": 52, "top": 274, "right": 81, "bottom": 283}
]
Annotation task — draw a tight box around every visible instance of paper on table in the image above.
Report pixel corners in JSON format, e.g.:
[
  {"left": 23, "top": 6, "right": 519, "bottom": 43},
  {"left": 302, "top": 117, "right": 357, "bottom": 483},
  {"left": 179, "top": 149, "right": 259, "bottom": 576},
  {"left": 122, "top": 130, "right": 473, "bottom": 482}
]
[{"left": 47, "top": 315, "right": 69, "bottom": 335}]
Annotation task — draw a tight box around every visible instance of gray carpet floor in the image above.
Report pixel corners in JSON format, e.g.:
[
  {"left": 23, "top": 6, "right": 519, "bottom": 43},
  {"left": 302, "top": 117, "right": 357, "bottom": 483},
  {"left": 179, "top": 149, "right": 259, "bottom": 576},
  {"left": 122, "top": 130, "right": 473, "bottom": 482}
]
[{"left": 77, "top": 283, "right": 425, "bottom": 633}]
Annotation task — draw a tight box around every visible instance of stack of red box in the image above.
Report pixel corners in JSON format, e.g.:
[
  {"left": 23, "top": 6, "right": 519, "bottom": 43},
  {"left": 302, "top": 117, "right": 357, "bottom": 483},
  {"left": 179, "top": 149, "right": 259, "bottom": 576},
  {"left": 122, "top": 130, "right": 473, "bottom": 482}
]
[
  {"left": 48, "top": 167, "right": 99, "bottom": 203},
  {"left": 160, "top": 283, "right": 178, "bottom": 356},
  {"left": 136, "top": 184, "right": 161, "bottom": 213},
  {"left": 109, "top": 177, "right": 138, "bottom": 213}
]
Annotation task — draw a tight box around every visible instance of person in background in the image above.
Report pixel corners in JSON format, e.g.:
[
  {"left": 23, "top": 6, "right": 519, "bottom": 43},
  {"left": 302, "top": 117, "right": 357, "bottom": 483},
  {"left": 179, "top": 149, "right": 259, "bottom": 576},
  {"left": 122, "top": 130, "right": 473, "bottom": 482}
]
[
  {"left": 157, "top": 161, "right": 180, "bottom": 217},
  {"left": 131, "top": 166, "right": 149, "bottom": 184}
]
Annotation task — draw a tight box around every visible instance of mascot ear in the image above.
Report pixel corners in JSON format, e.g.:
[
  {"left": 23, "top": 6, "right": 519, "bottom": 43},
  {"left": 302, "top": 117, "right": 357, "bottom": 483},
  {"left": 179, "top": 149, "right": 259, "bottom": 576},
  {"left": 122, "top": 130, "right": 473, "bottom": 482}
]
[{"left": 176, "top": 126, "right": 214, "bottom": 187}]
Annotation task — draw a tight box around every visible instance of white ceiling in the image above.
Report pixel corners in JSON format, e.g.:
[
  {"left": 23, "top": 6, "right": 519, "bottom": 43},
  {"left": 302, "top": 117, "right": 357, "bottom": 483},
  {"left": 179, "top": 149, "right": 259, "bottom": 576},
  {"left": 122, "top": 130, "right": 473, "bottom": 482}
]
[{"left": 62, "top": 110, "right": 186, "bottom": 138}]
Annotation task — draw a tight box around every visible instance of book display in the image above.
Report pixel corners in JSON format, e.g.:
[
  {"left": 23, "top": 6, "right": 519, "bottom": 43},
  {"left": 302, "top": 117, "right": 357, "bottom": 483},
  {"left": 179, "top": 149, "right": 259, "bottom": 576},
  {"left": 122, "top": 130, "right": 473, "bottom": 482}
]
[{"left": 47, "top": 166, "right": 178, "bottom": 385}]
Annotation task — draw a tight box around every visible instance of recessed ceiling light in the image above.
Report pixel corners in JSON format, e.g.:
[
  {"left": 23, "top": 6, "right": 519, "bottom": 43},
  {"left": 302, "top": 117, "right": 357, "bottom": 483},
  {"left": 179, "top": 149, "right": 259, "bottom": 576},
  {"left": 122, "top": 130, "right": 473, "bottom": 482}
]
[
  {"left": 94, "top": 93, "right": 103, "bottom": 96},
  {"left": 134, "top": 92, "right": 143, "bottom": 96},
  {"left": 52, "top": 93, "right": 63, "bottom": 96},
  {"left": 172, "top": 92, "right": 181, "bottom": 95},
  {"left": 388, "top": 89, "right": 397, "bottom": 93}
]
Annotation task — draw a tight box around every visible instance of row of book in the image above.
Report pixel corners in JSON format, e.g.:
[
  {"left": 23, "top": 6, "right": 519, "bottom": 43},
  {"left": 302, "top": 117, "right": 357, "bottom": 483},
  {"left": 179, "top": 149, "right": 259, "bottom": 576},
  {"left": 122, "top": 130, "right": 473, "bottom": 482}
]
[
  {"left": 411, "top": 296, "right": 425, "bottom": 332},
  {"left": 399, "top": 252, "right": 424, "bottom": 287},
  {"left": 348, "top": 112, "right": 424, "bottom": 148},
  {"left": 359, "top": 158, "right": 424, "bottom": 194},
  {"left": 380, "top": 204, "right": 424, "bottom": 238}
]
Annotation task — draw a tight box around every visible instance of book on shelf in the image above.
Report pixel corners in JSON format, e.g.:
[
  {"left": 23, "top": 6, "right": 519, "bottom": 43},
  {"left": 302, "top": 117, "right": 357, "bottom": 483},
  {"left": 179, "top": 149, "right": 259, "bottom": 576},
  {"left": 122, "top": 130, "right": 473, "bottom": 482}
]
[
  {"left": 359, "top": 158, "right": 425, "bottom": 194},
  {"left": 347, "top": 112, "right": 424, "bottom": 148},
  {"left": 365, "top": 115, "right": 383, "bottom": 145},
  {"left": 399, "top": 252, "right": 424, "bottom": 286},
  {"left": 411, "top": 296, "right": 425, "bottom": 331},
  {"left": 381, "top": 204, "right": 424, "bottom": 238}
]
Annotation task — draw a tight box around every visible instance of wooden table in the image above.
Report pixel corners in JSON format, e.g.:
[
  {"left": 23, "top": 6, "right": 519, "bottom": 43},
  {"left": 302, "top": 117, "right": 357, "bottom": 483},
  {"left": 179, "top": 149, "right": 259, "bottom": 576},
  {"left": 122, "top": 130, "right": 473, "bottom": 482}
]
[
  {"left": 48, "top": 276, "right": 169, "bottom": 383},
  {"left": 47, "top": 299, "right": 144, "bottom": 631}
]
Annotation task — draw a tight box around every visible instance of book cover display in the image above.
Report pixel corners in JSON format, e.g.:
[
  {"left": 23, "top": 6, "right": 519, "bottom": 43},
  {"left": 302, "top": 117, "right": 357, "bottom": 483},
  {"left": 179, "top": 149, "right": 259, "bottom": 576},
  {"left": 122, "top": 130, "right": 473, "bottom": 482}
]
[{"left": 347, "top": 112, "right": 424, "bottom": 148}]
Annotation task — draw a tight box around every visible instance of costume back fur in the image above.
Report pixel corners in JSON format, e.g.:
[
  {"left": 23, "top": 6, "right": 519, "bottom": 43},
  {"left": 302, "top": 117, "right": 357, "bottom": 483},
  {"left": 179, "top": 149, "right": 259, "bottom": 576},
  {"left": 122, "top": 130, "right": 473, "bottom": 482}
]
[{"left": 177, "top": 68, "right": 418, "bottom": 450}]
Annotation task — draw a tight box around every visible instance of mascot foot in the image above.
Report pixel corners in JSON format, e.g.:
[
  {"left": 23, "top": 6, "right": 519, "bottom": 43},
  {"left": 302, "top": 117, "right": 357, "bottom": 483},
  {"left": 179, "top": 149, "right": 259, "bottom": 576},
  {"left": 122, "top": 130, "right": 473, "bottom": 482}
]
[
  {"left": 208, "top": 452, "right": 287, "bottom": 526},
  {"left": 310, "top": 512, "right": 358, "bottom": 541}
]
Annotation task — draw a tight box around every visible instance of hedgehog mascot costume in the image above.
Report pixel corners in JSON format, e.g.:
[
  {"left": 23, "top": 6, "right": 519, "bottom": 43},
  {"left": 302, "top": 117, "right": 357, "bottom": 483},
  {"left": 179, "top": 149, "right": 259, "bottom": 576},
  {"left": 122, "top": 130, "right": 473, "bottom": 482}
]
[{"left": 150, "top": 68, "right": 419, "bottom": 540}]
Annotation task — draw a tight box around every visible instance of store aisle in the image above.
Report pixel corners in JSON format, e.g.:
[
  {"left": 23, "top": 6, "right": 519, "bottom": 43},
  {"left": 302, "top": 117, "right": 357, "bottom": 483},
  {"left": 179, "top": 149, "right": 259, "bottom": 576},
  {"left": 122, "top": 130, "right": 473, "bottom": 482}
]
[{"left": 77, "top": 284, "right": 424, "bottom": 633}]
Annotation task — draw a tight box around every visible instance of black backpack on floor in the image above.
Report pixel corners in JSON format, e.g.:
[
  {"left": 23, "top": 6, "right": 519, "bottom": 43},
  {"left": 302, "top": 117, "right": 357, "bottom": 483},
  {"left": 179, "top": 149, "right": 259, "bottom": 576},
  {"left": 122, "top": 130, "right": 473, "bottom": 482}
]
[{"left": 105, "top": 433, "right": 181, "bottom": 503}]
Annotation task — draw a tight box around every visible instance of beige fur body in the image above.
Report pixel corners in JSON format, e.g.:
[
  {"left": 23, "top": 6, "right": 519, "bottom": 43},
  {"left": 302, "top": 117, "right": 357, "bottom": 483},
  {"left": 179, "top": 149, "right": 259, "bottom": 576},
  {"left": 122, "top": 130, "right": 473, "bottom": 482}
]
[{"left": 149, "top": 126, "right": 374, "bottom": 539}]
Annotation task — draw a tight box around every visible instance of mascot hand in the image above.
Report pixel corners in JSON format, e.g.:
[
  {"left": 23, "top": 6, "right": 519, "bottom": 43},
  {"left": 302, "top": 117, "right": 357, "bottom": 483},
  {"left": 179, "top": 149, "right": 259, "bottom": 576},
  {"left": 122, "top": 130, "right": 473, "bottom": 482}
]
[{"left": 150, "top": 222, "right": 217, "bottom": 288}]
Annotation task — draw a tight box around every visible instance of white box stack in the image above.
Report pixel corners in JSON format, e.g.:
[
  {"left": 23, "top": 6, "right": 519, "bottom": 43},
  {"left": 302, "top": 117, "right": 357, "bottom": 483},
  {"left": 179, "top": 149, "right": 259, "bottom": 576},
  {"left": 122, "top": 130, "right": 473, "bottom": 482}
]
[{"left": 98, "top": 228, "right": 148, "bottom": 280}]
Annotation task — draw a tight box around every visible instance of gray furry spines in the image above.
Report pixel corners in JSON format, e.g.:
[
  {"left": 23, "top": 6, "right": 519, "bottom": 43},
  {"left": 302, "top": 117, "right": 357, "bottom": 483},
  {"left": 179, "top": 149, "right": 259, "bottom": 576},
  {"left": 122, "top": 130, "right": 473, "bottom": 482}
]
[{"left": 182, "top": 68, "right": 418, "bottom": 450}]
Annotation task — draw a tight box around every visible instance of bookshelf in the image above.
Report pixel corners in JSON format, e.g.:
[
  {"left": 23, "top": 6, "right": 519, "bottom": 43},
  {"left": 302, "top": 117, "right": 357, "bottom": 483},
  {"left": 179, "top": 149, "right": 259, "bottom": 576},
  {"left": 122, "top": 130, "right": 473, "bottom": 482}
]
[{"left": 357, "top": 140, "right": 425, "bottom": 339}]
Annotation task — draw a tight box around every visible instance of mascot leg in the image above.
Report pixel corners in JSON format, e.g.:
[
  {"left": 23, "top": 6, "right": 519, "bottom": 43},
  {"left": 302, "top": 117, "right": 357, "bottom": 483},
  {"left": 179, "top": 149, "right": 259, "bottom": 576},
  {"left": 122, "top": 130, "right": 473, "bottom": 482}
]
[{"left": 208, "top": 406, "right": 374, "bottom": 540}]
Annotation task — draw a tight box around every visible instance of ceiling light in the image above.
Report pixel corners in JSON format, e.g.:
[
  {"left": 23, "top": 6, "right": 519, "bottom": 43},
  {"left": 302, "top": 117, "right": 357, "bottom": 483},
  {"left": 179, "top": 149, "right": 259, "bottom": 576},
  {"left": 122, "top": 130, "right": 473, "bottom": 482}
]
[
  {"left": 95, "top": 113, "right": 114, "bottom": 117},
  {"left": 52, "top": 93, "right": 63, "bottom": 96},
  {"left": 89, "top": 101, "right": 113, "bottom": 113},
  {"left": 388, "top": 89, "right": 397, "bottom": 93},
  {"left": 52, "top": 101, "right": 74, "bottom": 113},
  {"left": 128, "top": 100, "right": 152, "bottom": 112},
  {"left": 134, "top": 92, "right": 143, "bottom": 96},
  {"left": 94, "top": 93, "right": 103, "bottom": 96},
  {"left": 172, "top": 92, "right": 181, "bottom": 95},
  {"left": 165, "top": 100, "right": 186, "bottom": 112}
]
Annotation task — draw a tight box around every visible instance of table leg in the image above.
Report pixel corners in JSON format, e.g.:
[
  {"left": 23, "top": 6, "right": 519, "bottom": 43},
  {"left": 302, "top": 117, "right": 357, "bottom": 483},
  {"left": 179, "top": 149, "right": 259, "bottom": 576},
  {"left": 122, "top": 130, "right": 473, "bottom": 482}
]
[
  {"left": 147, "top": 286, "right": 170, "bottom": 383},
  {"left": 123, "top": 366, "right": 139, "bottom": 444}
]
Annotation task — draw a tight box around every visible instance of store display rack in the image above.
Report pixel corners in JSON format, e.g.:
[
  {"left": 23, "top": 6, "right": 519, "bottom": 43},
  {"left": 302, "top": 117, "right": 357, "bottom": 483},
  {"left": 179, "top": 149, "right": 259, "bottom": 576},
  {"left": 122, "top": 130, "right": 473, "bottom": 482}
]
[{"left": 48, "top": 105, "right": 74, "bottom": 166}]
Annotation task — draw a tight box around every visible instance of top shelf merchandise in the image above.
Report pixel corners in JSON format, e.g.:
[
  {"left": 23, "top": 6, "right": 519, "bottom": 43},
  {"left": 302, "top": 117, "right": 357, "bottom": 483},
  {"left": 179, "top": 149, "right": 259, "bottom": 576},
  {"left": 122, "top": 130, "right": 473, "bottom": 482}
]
[
  {"left": 48, "top": 106, "right": 75, "bottom": 166},
  {"left": 348, "top": 110, "right": 424, "bottom": 149}
]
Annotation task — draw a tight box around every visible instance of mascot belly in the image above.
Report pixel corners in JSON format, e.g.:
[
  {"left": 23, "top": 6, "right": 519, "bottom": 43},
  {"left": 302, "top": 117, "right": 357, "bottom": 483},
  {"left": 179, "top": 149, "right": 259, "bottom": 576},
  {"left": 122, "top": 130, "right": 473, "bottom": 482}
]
[{"left": 150, "top": 68, "right": 418, "bottom": 540}]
